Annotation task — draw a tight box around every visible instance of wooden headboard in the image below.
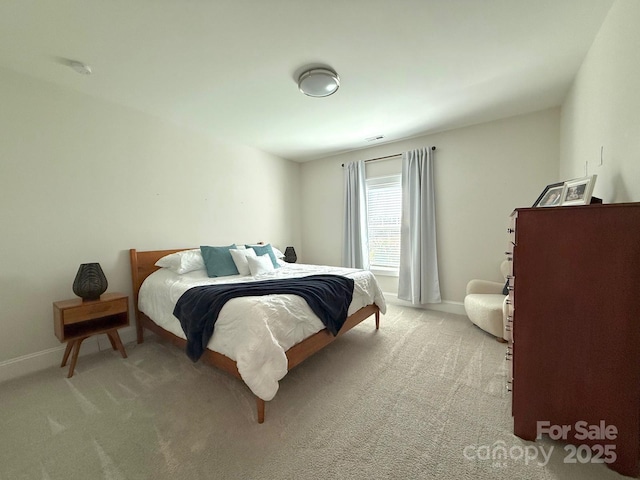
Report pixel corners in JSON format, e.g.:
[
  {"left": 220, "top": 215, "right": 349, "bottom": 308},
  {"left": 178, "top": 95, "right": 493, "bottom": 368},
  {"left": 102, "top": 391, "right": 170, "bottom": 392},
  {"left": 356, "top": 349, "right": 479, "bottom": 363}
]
[
  {"left": 129, "top": 248, "right": 192, "bottom": 316},
  {"left": 128, "top": 245, "right": 265, "bottom": 324}
]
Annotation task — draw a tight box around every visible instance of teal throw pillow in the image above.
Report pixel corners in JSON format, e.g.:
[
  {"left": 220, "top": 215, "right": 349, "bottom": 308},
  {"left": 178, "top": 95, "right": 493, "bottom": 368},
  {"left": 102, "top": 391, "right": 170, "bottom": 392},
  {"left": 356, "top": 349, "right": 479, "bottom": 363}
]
[
  {"left": 200, "top": 244, "right": 238, "bottom": 277},
  {"left": 246, "top": 244, "right": 279, "bottom": 269}
]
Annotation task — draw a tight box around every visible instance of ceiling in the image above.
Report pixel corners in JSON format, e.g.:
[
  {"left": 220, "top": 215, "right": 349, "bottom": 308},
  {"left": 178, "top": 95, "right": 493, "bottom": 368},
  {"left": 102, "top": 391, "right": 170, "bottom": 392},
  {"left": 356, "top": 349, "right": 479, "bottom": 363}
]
[{"left": 0, "top": 0, "right": 615, "bottom": 162}]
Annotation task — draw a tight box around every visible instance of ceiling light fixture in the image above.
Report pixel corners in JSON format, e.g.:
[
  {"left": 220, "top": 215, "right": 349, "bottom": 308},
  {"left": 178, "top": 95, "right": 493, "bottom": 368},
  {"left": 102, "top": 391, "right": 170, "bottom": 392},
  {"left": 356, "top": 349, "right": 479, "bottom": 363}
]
[
  {"left": 69, "top": 60, "right": 92, "bottom": 75},
  {"left": 297, "top": 68, "right": 340, "bottom": 97}
]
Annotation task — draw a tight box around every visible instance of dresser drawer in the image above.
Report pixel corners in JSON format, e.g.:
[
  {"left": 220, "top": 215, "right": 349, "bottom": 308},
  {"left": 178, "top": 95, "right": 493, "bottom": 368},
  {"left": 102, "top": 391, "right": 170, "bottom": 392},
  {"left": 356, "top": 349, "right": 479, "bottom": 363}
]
[
  {"left": 504, "top": 303, "right": 513, "bottom": 343},
  {"left": 506, "top": 211, "right": 517, "bottom": 277}
]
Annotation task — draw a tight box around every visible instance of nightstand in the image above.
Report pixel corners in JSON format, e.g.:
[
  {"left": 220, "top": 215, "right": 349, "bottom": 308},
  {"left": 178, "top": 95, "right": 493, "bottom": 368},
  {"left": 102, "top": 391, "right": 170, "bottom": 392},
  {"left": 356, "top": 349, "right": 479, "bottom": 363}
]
[{"left": 53, "top": 292, "right": 129, "bottom": 378}]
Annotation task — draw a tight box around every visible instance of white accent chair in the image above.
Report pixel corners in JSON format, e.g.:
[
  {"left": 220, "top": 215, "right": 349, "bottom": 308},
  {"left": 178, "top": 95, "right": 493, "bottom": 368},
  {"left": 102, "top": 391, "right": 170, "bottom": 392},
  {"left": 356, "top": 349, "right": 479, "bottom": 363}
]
[{"left": 463, "top": 261, "right": 510, "bottom": 342}]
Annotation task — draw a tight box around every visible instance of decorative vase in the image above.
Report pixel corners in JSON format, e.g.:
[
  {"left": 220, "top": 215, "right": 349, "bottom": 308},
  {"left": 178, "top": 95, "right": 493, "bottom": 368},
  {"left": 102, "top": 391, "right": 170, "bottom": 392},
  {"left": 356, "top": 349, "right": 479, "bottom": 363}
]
[
  {"left": 73, "top": 263, "right": 108, "bottom": 301},
  {"left": 284, "top": 246, "right": 297, "bottom": 263}
]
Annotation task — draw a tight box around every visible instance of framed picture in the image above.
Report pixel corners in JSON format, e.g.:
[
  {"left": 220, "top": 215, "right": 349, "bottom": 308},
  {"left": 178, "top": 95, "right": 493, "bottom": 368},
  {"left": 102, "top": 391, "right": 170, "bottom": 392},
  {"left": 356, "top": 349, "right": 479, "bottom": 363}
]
[
  {"left": 560, "top": 175, "right": 597, "bottom": 206},
  {"left": 532, "top": 182, "right": 564, "bottom": 207}
]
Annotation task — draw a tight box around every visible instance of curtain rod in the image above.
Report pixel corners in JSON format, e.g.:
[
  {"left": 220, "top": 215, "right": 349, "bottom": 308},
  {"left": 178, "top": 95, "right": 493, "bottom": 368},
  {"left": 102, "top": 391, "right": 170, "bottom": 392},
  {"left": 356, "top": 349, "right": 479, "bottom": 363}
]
[{"left": 341, "top": 146, "right": 436, "bottom": 167}]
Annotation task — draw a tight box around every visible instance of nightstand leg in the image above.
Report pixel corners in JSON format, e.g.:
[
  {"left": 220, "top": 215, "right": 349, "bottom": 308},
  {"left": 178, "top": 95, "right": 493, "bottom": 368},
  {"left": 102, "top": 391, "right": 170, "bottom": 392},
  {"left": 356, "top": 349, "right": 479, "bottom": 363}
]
[
  {"left": 107, "top": 330, "right": 127, "bottom": 359},
  {"left": 67, "top": 336, "right": 88, "bottom": 378},
  {"left": 61, "top": 341, "right": 74, "bottom": 367},
  {"left": 107, "top": 332, "right": 117, "bottom": 350}
]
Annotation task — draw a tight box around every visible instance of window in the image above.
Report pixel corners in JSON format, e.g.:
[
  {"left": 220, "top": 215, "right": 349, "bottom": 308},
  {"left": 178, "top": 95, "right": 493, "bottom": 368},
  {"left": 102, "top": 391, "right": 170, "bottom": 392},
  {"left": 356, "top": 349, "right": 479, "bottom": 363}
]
[{"left": 366, "top": 175, "right": 402, "bottom": 274}]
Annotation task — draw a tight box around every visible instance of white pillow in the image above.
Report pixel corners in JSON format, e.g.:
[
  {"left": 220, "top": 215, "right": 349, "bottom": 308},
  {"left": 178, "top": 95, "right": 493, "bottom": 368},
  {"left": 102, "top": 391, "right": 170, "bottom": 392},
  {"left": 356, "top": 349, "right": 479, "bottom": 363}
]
[
  {"left": 155, "top": 249, "right": 205, "bottom": 274},
  {"left": 247, "top": 254, "right": 275, "bottom": 276},
  {"left": 229, "top": 248, "right": 257, "bottom": 276}
]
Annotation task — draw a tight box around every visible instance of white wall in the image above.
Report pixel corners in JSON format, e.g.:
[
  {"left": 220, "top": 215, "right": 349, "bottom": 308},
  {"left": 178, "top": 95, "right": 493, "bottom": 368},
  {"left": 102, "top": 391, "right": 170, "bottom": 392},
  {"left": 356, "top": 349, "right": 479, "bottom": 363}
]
[
  {"left": 560, "top": 0, "right": 640, "bottom": 202},
  {"left": 0, "top": 67, "right": 300, "bottom": 381},
  {"left": 300, "top": 108, "right": 560, "bottom": 309}
]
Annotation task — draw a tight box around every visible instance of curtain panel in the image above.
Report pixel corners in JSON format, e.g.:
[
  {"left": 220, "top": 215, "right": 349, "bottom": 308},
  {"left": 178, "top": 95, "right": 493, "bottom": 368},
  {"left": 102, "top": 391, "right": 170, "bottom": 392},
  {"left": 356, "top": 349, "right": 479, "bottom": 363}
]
[
  {"left": 398, "top": 148, "right": 441, "bottom": 305},
  {"left": 342, "top": 160, "right": 369, "bottom": 269}
]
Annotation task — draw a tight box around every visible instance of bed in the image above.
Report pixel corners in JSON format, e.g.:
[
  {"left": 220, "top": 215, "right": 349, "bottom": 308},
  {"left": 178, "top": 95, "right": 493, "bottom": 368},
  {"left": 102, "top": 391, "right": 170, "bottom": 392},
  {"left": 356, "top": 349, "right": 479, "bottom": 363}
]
[{"left": 129, "top": 248, "right": 386, "bottom": 423}]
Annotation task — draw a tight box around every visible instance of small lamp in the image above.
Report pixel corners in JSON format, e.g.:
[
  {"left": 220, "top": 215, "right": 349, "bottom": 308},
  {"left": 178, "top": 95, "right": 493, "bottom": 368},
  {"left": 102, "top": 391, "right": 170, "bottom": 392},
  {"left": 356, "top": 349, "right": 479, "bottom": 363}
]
[
  {"left": 284, "top": 247, "right": 297, "bottom": 263},
  {"left": 73, "top": 263, "right": 108, "bottom": 301}
]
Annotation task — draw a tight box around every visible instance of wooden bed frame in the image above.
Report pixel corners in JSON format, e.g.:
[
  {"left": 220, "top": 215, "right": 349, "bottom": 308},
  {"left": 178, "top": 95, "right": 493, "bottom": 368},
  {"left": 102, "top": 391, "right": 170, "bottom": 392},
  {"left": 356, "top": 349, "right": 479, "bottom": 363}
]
[{"left": 129, "top": 248, "right": 380, "bottom": 423}]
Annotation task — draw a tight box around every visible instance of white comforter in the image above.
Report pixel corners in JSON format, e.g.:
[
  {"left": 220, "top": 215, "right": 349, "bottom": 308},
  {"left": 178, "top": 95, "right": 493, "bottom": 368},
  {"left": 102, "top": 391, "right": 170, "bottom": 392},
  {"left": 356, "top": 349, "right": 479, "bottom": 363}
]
[{"left": 138, "top": 263, "right": 386, "bottom": 401}]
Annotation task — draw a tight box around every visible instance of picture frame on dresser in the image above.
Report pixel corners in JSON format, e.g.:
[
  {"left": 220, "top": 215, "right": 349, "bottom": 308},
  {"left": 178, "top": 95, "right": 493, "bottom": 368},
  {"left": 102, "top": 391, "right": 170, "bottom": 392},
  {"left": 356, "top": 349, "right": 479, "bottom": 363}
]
[
  {"left": 560, "top": 175, "right": 597, "bottom": 206},
  {"left": 532, "top": 182, "right": 564, "bottom": 207}
]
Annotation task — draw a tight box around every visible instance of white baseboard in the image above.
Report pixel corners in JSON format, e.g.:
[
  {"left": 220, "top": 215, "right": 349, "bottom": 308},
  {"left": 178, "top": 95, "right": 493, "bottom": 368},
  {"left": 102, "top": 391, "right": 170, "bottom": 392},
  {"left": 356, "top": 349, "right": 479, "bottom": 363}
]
[
  {"left": 0, "top": 326, "right": 138, "bottom": 384},
  {"left": 383, "top": 292, "right": 466, "bottom": 316}
]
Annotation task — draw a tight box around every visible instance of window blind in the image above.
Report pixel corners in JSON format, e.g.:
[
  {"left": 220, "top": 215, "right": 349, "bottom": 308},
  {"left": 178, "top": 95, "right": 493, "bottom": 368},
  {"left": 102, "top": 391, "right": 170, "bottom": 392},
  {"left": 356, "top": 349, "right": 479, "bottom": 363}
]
[{"left": 366, "top": 175, "right": 402, "bottom": 269}]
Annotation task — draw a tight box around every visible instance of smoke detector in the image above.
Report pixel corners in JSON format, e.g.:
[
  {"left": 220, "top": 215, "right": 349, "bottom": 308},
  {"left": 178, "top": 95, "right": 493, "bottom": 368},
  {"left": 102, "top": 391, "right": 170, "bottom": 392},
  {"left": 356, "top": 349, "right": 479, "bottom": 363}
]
[{"left": 69, "top": 61, "right": 92, "bottom": 75}]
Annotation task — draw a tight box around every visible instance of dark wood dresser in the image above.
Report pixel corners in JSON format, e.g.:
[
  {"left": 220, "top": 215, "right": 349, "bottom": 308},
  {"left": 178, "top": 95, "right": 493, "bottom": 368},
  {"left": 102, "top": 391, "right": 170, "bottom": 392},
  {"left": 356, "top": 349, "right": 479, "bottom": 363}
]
[{"left": 506, "top": 202, "right": 640, "bottom": 477}]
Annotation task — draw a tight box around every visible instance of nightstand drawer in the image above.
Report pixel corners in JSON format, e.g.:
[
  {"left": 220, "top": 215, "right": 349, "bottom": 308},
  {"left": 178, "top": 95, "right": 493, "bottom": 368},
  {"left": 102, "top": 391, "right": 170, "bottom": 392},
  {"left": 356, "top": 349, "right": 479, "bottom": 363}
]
[{"left": 62, "top": 297, "right": 128, "bottom": 325}]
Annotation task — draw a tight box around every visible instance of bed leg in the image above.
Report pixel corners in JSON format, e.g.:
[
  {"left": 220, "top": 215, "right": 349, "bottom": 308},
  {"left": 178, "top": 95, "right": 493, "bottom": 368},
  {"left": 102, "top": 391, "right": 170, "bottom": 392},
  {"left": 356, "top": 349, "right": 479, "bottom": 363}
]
[
  {"left": 136, "top": 315, "right": 144, "bottom": 344},
  {"left": 256, "top": 397, "right": 265, "bottom": 424},
  {"left": 375, "top": 310, "right": 380, "bottom": 330}
]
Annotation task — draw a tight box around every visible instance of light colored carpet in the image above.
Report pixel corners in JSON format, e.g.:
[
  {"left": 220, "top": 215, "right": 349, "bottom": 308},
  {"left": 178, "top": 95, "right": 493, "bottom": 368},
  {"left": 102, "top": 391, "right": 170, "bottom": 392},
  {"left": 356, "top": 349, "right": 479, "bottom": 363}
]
[{"left": 0, "top": 304, "right": 628, "bottom": 480}]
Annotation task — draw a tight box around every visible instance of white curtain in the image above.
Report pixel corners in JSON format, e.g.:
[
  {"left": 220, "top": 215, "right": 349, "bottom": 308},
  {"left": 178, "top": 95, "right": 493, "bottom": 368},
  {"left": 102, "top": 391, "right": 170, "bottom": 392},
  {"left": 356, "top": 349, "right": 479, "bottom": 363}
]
[
  {"left": 398, "top": 148, "right": 441, "bottom": 305},
  {"left": 342, "top": 160, "right": 369, "bottom": 269}
]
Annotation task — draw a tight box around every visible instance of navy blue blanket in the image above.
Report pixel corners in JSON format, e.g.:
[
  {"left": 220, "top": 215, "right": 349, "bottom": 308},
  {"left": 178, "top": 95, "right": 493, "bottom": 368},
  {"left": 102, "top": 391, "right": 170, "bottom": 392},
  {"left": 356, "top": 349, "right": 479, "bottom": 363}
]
[{"left": 173, "top": 274, "right": 355, "bottom": 362}]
